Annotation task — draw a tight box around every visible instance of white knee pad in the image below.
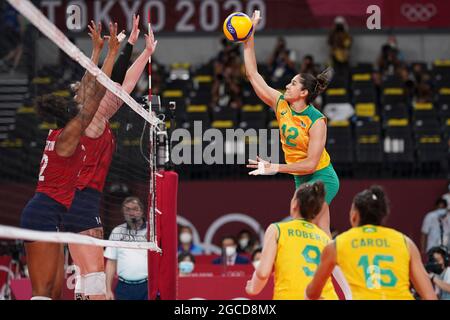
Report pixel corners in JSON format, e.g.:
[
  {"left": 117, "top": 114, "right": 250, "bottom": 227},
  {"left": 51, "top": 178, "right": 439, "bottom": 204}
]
[
  {"left": 31, "top": 296, "right": 52, "bottom": 300},
  {"left": 83, "top": 272, "right": 106, "bottom": 296},
  {"left": 75, "top": 274, "right": 84, "bottom": 295}
]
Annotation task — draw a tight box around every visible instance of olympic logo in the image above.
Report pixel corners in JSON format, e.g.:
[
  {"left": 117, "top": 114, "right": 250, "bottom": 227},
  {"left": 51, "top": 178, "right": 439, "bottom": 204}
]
[
  {"left": 178, "top": 213, "right": 270, "bottom": 255},
  {"left": 400, "top": 3, "right": 437, "bottom": 22}
]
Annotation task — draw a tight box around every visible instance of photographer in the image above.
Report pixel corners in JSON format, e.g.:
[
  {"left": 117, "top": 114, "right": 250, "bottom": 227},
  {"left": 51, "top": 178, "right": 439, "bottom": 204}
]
[{"left": 426, "top": 247, "right": 450, "bottom": 300}]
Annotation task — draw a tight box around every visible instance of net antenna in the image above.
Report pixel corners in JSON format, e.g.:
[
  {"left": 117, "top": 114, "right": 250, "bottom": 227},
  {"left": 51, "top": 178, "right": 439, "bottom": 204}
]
[{"left": 147, "top": 9, "right": 160, "bottom": 247}]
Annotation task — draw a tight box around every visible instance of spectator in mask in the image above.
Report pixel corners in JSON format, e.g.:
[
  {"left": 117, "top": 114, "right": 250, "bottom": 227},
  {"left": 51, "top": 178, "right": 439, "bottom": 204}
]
[
  {"left": 442, "top": 183, "right": 450, "bottom": 211},
  {"left": 178, "top": 225, "right": 203, "bottom": 255},
  {"left": 237, "top": 229, "right": 254, "bottom": 254},
  {"left": 251, "top": 248, "right": 262, "bottom": 269},
  {"left": 427, "top": 247, "right": 450, "bottom": 300},
  {"left": 212, "top": 236, "right": 250, "bottom": 265},
  {"left": 104, "top": 197, "right": 148, "bottom": 300},
  {"left": 421, "top": 198, "right": 449, "bottom": 254},
  {"left": 178, "top": 252, "right": 196, "bottom": 276}
]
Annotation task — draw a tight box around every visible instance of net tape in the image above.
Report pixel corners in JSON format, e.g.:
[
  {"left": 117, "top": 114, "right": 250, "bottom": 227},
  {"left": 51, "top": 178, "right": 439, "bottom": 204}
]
[{"left": 0, "top": 225, "right": 161, "bottom": 251}]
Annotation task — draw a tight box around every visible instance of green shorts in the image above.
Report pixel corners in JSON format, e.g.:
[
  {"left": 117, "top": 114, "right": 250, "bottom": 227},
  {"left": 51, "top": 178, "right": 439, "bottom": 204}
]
[{"left": 293, "top": 164, "right": 340, "bottom": 205}]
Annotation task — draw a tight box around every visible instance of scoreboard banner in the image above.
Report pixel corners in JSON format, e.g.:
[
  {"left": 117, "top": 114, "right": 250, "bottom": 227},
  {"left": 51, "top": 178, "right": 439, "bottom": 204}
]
[{"left": 37, "top": 0, "right": 450, "bottom": 34}]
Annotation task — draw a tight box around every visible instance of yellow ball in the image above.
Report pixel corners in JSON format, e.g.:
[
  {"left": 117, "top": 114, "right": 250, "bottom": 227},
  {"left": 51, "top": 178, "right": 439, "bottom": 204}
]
[{"left": 223, "top": 12, "right": 254, "bottom": 43}]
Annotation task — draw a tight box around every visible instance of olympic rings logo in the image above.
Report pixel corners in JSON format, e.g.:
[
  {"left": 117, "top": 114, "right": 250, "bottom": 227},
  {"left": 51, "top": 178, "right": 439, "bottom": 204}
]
[
  {"left": 400, "top": 3, "right": 437, "bottom": 22},
  {"left": 177, "top": 213, "right": 269, "bottom": 255}
]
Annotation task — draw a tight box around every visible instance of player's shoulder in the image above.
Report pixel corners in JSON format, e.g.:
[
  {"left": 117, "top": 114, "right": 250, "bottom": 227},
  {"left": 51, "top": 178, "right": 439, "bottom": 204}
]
[{"left": 303, "top": 105, "right": 325, "bottom": 125}]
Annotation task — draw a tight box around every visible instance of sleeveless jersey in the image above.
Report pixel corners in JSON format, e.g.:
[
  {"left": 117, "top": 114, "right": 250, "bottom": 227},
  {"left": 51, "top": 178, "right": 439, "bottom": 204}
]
[
  {"left": 76, "top": 122, "right": 115, "bottom": 192},
  {"left": 273, "top": 219, "right": 338, "bottom": 300},
  {"left": 335, "top": 225, "right": 413, "bottom": 300},
  {"left": 275, "top": 95, "right": 330, "bottom": 172},
  {"left": 36, "top": 129, "right": 86, "bottom": 208}
]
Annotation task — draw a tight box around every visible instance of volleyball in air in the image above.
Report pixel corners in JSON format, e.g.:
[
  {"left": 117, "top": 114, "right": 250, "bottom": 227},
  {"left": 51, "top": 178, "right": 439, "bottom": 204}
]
[{"left": 223, "top": 12, "right": 254, "bottom": 43}]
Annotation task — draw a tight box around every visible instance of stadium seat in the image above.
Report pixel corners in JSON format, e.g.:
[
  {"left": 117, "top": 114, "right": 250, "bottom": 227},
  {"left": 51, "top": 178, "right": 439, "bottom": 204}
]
[
  {"left": 412, "top": 102, "right": 437, "bottom": 121},
  {"left": 354, "top": 119, "right": 383, "bottom": 164},
  {"left": 326, "top": 120, "right": 353, "bottom": 164},
  {"left": 324, "top": 88, "right": 350, "bottom": 104},
  {"left": 381, "top": 87, "right": 407, "bottom": 105},
  {"left": 383, "top": 118, "right": 414, "bottom": 164}
]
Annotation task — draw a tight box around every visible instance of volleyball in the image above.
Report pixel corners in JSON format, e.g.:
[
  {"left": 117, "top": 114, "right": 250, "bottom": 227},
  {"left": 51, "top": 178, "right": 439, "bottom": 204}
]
[{"left": 223, "top": 12, "right": 254, "bottom": 42}]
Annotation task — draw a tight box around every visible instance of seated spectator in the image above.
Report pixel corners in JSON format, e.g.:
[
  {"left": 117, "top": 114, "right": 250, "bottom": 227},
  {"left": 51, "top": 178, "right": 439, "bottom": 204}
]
[
  {"left": 178, "top": 252, "right": 196, "bottom": 276},
  {"left": 104, "top": 197, "right": 148, "bottom": 300},
  {"left": 427, "top": 247, "right": 450, "bottom": 300},
  {"left": 299, "top": 55, "right": 317, "bottom": 76},
  {"left": 178, "top": 225, "right": 203, "bottom": 255},
  {"left": 251, "top": 248, "right": 262, "bottom": 269},
  {"left": 421, "top": 198, "right": 449, "bottom": 255},
  {"left": 212, "top": 236, "right": 250, "bottom": 265},
  {"left": 328, "top": 16, "right": 352, "bottom": 74},
  {"left": 397, "top": 65, "right": 415, "bottom": 98},
  {"left": 267, "top": 37, "right": 296, "bottom": 84},
  {"left": 211, "top": 50, "right": 243, "bottom": 109},
  {"left": 376, "top": 37, "right": 403, "bottom": 77},
  {"left": 237, "top": 229, "right": 255, "bottom": 254}
]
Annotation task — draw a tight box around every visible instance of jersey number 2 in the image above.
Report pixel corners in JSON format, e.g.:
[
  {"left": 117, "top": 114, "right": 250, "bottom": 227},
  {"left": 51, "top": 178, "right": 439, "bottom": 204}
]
[
  {"left": 281, "top": 124, "right": 299, "bottom": 147},
  {"left": 38, "top": 154, "right": 49, "bottom": 182}
]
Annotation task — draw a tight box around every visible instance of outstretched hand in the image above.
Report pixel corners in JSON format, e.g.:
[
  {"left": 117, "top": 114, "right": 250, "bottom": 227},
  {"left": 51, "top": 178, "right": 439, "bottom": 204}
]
[
  {"left": 247, "top": 156, "right": 279, "bottom": 176},
  {"left": 247, "top": 10, "right": 261, "bottom": 41},
  {"left": 88, "top": 21, "right": 104, "bottom": 52},
  {"left": 145, "top": 24, "right": 158, "bottom": 55},
  {"left": 104, "top": 22, "right": 121, "bottom": 55},
  {"left": 128, "top": 14, "right": 141, "bottom": 45}
]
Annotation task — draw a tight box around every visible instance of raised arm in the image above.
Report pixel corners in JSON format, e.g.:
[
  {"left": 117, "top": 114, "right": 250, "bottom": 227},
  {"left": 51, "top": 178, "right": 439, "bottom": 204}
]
[
  {"left": 100, "top": 23, "right": 158, "bottom": 122},
  {"left": 55, "top": 24, "right": 120, "bottom": 157},
  {"left": 111, "top": 14, "right": 140, "bottom": 84},
  {"left": 245, "top": 224, "right": 278, "bottom": 296},
  {"left": 407, "top": 237, "right": 438, "bottom": 300},
  {"left": 305, "top": 242, "right": 337, "bottom": 300},
  {"left": 243, "top": 11, "right": 280, "bottom": 110}
]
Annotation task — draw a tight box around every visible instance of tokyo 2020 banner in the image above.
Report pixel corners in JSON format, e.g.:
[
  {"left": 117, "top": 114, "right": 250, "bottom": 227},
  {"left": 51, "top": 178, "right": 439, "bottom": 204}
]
[{"left": 38, "top": 0, "right": 450, "bottom": 34}]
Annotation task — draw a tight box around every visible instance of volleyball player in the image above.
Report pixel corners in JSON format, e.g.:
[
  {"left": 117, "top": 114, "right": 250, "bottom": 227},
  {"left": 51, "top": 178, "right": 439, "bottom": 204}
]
[
  {"left": 245, "top": 182, "right": 338, "bottom": 300},
  {"left": 243, "top": 12, "right": 337, "bottom": 237},
  {"left": 19, "top": 23, "right": 121, "bottom": 300},
  {"left": 62, "top": 17, "right": 158, "bottom": 300},
  {"left": 305, "top": 186, "right": 437, "bottom": 300}
]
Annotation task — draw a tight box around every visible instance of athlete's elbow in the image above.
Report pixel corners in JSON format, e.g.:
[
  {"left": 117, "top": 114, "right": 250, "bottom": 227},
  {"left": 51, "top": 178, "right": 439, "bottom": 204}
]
[
  {"left": 255, "top": 269, "right": 270, "bottom": 281},
  {"left": 305, "top": 285, "right": 320, "bottom": 300}
]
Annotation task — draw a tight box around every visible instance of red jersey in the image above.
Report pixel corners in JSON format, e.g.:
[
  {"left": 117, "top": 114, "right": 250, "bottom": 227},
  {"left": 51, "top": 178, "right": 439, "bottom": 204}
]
[
  {"left": 36, "top": 129, "right": 86, "bottom": 208},
  {"left": 76, "top": 122, "right": 115, "bottom": 192}
]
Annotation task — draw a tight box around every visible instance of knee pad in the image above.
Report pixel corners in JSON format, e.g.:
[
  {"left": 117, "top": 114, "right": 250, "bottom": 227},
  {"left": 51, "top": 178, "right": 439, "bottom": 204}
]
[
  {"left": 83, "top": 272, "right": 106, "bottom": 296},
  {"left": 31, "top": 296, "right": 52, "bottom": 300},
  {"left": 74, "top": 274, "right": 84, "bottom": 295}
]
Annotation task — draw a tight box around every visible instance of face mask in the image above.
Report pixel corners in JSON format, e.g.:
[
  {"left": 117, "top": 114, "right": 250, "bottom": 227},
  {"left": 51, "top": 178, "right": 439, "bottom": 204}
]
[
  {"left": 179, "top": 261, "right": 194, "bottom": 274},
  {"left": 179, "top": 232, "right": 192, "bottom": 244},
  {"left": 125, "top": 215, "right": 143, "bottom": 228},
  {"left": 225, "top": 246, "right": 236, "bottom": 257},
  {"left": 238, "top": 238, "right": 249, "bottom": 249},
  {"left": 252, "top": 260, "right": 261, "bottom": 269}
]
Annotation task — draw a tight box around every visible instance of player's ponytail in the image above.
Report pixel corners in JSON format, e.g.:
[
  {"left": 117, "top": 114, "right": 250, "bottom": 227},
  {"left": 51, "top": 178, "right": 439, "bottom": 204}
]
[
  {"left": 353, "top": 185, "right": 390, "bottom": 226},
  {"left": 299, "top": 67, "right": 334, "bottom": 105},
  {"left": 296, "top": 181, "right": 325, "bottom": 221}
]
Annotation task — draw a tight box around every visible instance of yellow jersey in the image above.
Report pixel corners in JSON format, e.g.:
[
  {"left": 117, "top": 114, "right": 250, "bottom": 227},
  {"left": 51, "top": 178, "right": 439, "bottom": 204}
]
[
  {"left": 275, "top": 95, "right": 330, "bottom": 173},
  {"left": 273, "top": 219, "right": 338, "bottom": 300},
  {"left": 335, "top": 225, "right": 414, "bottom": 300}
]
